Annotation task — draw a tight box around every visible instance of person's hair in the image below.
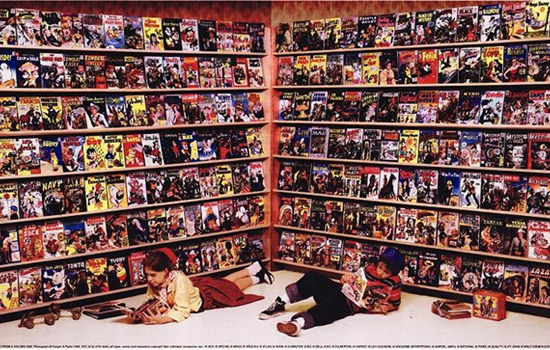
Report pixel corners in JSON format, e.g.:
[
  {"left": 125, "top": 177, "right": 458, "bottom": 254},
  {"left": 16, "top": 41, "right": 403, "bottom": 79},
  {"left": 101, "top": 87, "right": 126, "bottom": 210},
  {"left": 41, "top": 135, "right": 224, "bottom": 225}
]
[
  {"left": 379, "top": 247, "right": 405, "bottom": 276},
  {"left": 144, "top": 251, "right": 174, "bottom": 272}
]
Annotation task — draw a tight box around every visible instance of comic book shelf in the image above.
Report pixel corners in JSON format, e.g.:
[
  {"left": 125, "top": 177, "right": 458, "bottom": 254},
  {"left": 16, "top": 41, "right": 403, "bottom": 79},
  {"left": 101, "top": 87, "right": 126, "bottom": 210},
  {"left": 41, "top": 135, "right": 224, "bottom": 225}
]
[
  {"left": 269, "top": 30, "right": 550, "bottom": 317},
  {"left": 0, "top": 25, "right": 276, "bottom": 322}
]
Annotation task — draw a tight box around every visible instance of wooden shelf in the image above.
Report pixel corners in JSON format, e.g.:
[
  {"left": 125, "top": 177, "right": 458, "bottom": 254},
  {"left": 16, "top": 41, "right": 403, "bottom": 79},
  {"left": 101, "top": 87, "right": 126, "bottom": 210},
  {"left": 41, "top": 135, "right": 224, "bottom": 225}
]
[
  {"left": 0, "top": 87, "right": 267, "bottom": 94},
  {"left": 273, "top": 36, "right": 550, "bottom": 56},
  {"left": 272, "top": 259, "right": 550, "bottom": 310},
  {"left": 0, "top": 225, "right": 269, "bottom": 272},
  {"left": 0, "top": 121, "right": 268, "bottom": 138},
  {"left": 0, "top": 190, "right": 269, "bottom": 227},
  {"left": 0, "top": 44, "right": 267, "bottom": 57},
  {"left": 274, "top": 189, "right": 550, "bottom": 221},
  {"left": 273, "top": 120, "right": 550, "bottom": 131},
  {"left": 0, "top": 258, "right": 270, "bottom": 316},
  {"left": 273, "top": 82, "right": 549, "bottom": 90},
  {"left": 273, "top": 224, "right": 550, "bottom": 266},
  {"left": 0, "top": 156, "right": 269, "bottom": 182},
  {"left": 273, "top": 155, "right": 542, "bottom": 176}
]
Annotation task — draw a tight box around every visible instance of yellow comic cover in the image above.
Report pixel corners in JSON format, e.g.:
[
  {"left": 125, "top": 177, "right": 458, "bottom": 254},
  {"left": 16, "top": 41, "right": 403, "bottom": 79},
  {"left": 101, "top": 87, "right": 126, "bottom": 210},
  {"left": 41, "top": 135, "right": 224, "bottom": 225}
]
[
  {"left": 362, "top": 52, "right": 379, "bottom": 85},
  {"left": 143, "top": 17, "right": 164, "bottom": 50},
  {"left": 84, "top": 135, "right": 106, "bottom": 170},
  {"left": 103, "top": 134, "right": 125, "bottom": 169},
  {"left": 106, "top": 174, "right": 128, "bottom": 209},
  {"left": 85, "top": 175, "right": 108, "bottom": 211},
  {"left": 399, "top": 129, "right": 419, "bottom": 164}
]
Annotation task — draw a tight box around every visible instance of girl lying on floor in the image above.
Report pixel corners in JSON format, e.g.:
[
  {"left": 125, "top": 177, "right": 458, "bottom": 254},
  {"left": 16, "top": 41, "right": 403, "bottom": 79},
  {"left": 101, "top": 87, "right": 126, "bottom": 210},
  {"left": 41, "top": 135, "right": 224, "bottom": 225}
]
[{"left": 126, "top": 248, "right": 273, "bottom": 324}]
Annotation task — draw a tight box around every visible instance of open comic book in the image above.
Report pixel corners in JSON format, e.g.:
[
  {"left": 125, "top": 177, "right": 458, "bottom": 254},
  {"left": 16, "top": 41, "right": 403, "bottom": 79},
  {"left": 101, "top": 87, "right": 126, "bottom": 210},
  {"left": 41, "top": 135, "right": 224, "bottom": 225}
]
[
  {"left": 341, "top": 268, "right": 391, "bottom": 312},
  {"left": 116, "top": 297, "right": 170, "bottom": 321}
]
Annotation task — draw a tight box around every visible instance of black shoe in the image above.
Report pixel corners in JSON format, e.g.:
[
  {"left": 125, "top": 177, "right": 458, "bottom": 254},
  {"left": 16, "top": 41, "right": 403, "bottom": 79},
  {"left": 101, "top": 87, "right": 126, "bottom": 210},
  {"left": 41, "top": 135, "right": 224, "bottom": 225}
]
[
  {"left": 258, "top": 297, "right": 286, "bottom": 320},
  {"left": 255, "top": 261, "right": 274, "bottom": 285}
]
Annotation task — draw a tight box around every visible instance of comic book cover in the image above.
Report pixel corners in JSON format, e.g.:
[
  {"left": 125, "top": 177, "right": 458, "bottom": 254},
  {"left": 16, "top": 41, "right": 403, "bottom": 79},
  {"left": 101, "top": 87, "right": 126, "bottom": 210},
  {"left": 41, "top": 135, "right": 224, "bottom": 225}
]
[
  {"left": 375, "top": 205, "right": 396, "bottom": 240},
  {"left": 180, "top": 19, "right": 198, "bottom": 51},
  {"left": 141, "top": 133, "right": 163, "bottom": 166},
  {"left": 39, "top": 96, "right": 63, "bottom": 131},
  {"left": 342, "top": 92, "right": 361, "bottom": 122},
  {"left": 163, "top": 94, "right": 184, "bottom": 125},
  {"left": 438, "top": 130, "right": 460, "bottom": 166},
  {"left": 0, "top": 51, "right": 16, "bottom": 88},
  {"left": 232, "top": 22, "right": 249, "bottom": 53},
  {"left": 125, "top": 212, "right": 149, "bottom": 246},
  {"left": 416, "top": 169, "right": 438, "bottom": 205},
  {"left": 60, "top": 96, "right": 84, "bottom": 130},
  {"left": 504, "top": 133, "right": 528, "bottom": 169},
  {"left": 359, "top": 167, "right": 380, "bottom": 200},
  {"left": 397, "top": 92, "right": 418, "bottom": 124},
  {"left": 147, "top": 208, "right": 169, "bottom": 242},
  {"left": 85, "top": 175, "right": 107, "bottom": 211},
  {"left": 144, "top": 56, "right": 165, "bottom": 89},
  {"left": 458, "top": 213, "right": 480, "bottom": 251},
  {"left": 63, "top": 220, "right": 86, "bottom": 255},
  {"left": 127, "top": 251, "right": 147, "bottom": 286},
  {"left": 216, "top": 164, "right": 234, "bottom": 196},
  {"left": 84, "top": 135, "right": 106, "bottom": 170},
  {"left": 479, "top": 4, "right": 502, "bottom": 41},
  {"left": 324, "top": 54, "right": 342, "bottom": 85},
  {"left": 145, "top": 95, "right": 166, "bottom": 126},
  {"left": 83, "top": 96, "right": 108, "bottom": 129},
  {"left": 59, "top": 13, "right": 83, "bottom": 48},
  {"left": 142, "top": 17, "right": 163, "bottom": 50},
  {"left": 291, "top": 92, "right": 310, "bottom": 122},
  {"left": 308, "top": 91, "right": 327, "bottom": 122},
  {"left": 416, "top": 91, "right": 439, "bottom": 124},
  {"left": 502, "top": 2, "right": 526, "bottom": 40},
  {"left": 181, "top": 203, "right": 200, "bottom": 236},
  {"left": 85, "top": 216, "right": 109, "bottom": 251},
  {"left": 360, "top": 53, "right": 379, "bottom": 86},
  {"left": 103, "top": 14, "right": 124, "bottom": 49},
  {"left": 63, "top": 177, "right": 85, "bottom": 214},
  {"left": 195, "top": 130, "right": 216, "bottom": 161},
  {"left": 292, "top": 162, "right": 312, "bottom": 193},
  {"left": 124, "top": 56, "right": 146, "bottom": 90},
  {"left": 359, "top": 92, "right": 378, "bottom": 122},
  {"left": 340, "top": 17, "right": 358, "bottom": 49},
  {"left": 15, "top": 52, "right": 41, "bottom": 88},
  {"left": 327, "top": 237, "right": 343, "bottom": 270},
  {"left": 82, "top": 14, "right": 104, "bottom": 48},
  {"left": 456, "top": 6, "right": 479, "bottom": 42},
  {"left": 105, "top": 95, "right": 127, "bottom": 127},
  {"left": 16, "top": 9, "right": 41, "bottom": 46},
  {"left": 398, "top": 168, "right": 417, "bottom": 203},
  {"left": 341, "top": 240, "right": 361, "bottom": 272},
  {"left": 503, "top": 90, "right": 528, "bottom": 125},
  {"left": 84, "top": 54, "right": 106, "bottom": 89},
  {"left": 105, "top": 256, "right": 130, "bottom": 291},
  {"left": 344, "top": 165, "right": 361, "bottom": 198},
  {"left": 106, "top": 174, "right": 127, "bottom": 209},
  {"left": 278, "top": 196, "right": 294, "bottom": 227},
  {"left": 460, "top": 172, "right": 481, "bottom": 208},
  {"left": 310, "top": 235, "right": 328, "bottom": 266},
  {"left": 527, "top": 90, "right": 550, "bottom": 125},
  {"left": 246, "top": 128, "right": 264, "bottom": 157},
  {"left": 527, "top": 266, "right": 550, "bottom": 305},
  {"left": 502, "top": 264, "right": 528, "bottom": 301},
  {"left": 502, "top": 175, "right": 528, "bottom": 213},
  {"left": 122, "top": 16, "right": 144, "bottom": 49},
  {"left": 481, "top": 132, "right": 505, "bottom": 167},
  {"left": 525, "top": 1, "right": 549, "bottom": 37},
  {"left": 527, "top": 44, "right": 550, "bottom": 82},
  {"left": 459, "top": 256, "right": 482, "bottom": 293},
  {"left": 458, "top": 131, "right": 482, "bottom": 167},
  {"left": 458, "top": 47, "right": 480, "bottom": 83},
  {"left": 396, "top": 208, "right": 417, "bottom": 242},
  {"left": 292, "top": 55, "right": 310, "bottom": 86},
  {"left": 326, "top": 164, "right": 345, "bottom": 196},
  {"left": 342, "top": 202, "right": 360, "bottom": 235},
  {"left": 144, "top": 171, "right": 164, "bottom": 204},
  {"left": 377, "top": 167, "right": 398, "bottom": 201},
  {"left": 437, "top": 211, "right": 460, "bottom": 248},
  {"left": 215, "top": 198, "right": 232, "bottom": 231},
  {"left": 309, "top": 127, "right": 329, "bottom": 158},
  {"left": 437, "top": 171, "right": 460, "bottom": 206},
  {"left": 42, "top": 179, "right": 65, "bottom": 216},
  {"left": 162, "top": 56, "right": 183, "bottom": 89},
  {"left": 249, "top": 195, "right": 265, "bottom": 226},
  {"left": 307, "top": 55, "right": 326, "bottom": 86},
  {"left": 19, "top": 224, "right": 44, "bottom": 261},
  {"left": 438, "top": 48, "right": 459, "bottom": 84},
  {"left": 233, "top": 197, "right": 251, "bottom": 229},
  {"left": 277, "top": 161, "right": 294, "bottom": 191},
  {"left": 412, "top": 50, "right": 436, "bottom": 85},
  {"left": 457, "top": 91, "right": 481, "bottom": 125},
  {"left": 528, "top": 176, "right": 550, "bottom": 214},
  {"left": 16, "top": 137, "right": 40, "bottom": 175},
  {"left": 160, "top": 18, "right": 181, "bottom": 51},
  {"left": 398, "top": 50, "right": 418, "bottom": 85},
  {"left": 416, "top": 251, "right": 440, "bottom": 286},
  {"left": 292, "top": 20, "right": 310, "bottom": 51},
  {"left": 199, "top": 166, "right": 218, "bottom": 199},
  {"left": 39, "top": 137, "right": 62, "bottom": 175},
  {"left": 278, "top": 127, "right": 295, "bottom": 156},
  {"left": 0, "top": 138, "right": 16, "bottom": 177},
  {"left": 414, "top": 10, "right": 435, "bottom": 45},
  {"left": 379, "top": 51, "right": 397, "bottom": 85},
  {"left": 0, "top": 226, "right": 19, "bottom": 263},
  {"left": 40, "top": 53, "right": 65, "bottom": 89},
  {"left": 361, "top": 129, "right": 381, "bottom": 161},
  {"left": 480, "top": 46, "right": 504, "bottom": 83},
  {"left": 166, "top": 206, "right": 186, "bottom": 239},
  {"left": 231, "top": 57, "right": 248, "bottom": 88},
  {"left": 249, "top": 22, "right": 265, "bottom": 53},
  {"left": 399, "top": 130, "right": 419, "bottom": 164},
  {"left": 60, "top": 136, "right": 84, "bottom": 173},
  {"left": 480, "top": 259, "right": 505, "bottom": 292},
  {"left": 293, "top": 197, "right": 312, "bottom": 229},
  {"left": 215, "top": 236, "right": 236, "bottom": 268},
  {"left": 356, "top": 15, "right": 377, "bottom": 48},
  {"left": 125, "top": 94, "right": 147, "bottom": 126},
  {"left": 105, "top": 55, "right": 127, "bottom": 89},
  {"left": 41, "top": 265, "right": 66, "bottom": 302},
  {"left": 105, "top": 213, "right": 129, "bottom": 248},
  {"left": 434, "top": 8, "right": 457, "bottom": 43},
  {"left": 438, "top": 254, "right": 462, "bottom": 290},
  {"left": 320, "top": 18, "right": 339, "bottom": 50},
  {"left": 377, "top": 92, "right": 398, "bottom": 122},
  {"left": 0, "top": 182, "right": 18, "bottom": 221},
  {"left": 247, "top": 58, "right": 264, "bottom": 88},
  {"left": 394, "top": 12, "right": 414, "bottom": 46},
  {"left": 279, "top": 231, "right": 295, "bottom": 261},
  {"left": 502, "top": 218, "right": 527, "bottom": 257},
  {"left": 277, "top": 57, "right": 294, "bottom": 87},
  {"left": 479, "top": 216, "right": 505, "bottom": 254},
  {"left": 0, "top": 9, "right": 16, "bottom": 46},
  {"left": 375, "top": 14, "right": 395, "bottom": 47},
  {"left": 503, "top": 45, "right": 527, "bottom": 82},
  {"left": 86, "top": 257, "right": 109, "bottom": 294},
  {"left": 324, "top": 91, "right": 343, "bottom": 121},
  {"left": 380, "top": 130, "right": 399, "bottom": 162},
  {"left": 18, "top": 267, "right": 42, "bottom": 306}
]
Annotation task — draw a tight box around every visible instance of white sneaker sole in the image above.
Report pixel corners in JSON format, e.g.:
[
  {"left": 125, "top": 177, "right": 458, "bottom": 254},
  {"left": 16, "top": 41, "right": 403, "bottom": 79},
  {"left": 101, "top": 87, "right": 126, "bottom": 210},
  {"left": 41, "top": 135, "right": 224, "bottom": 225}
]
[{"left": 258, "top": 310, "right": 285, "bottom": 320}]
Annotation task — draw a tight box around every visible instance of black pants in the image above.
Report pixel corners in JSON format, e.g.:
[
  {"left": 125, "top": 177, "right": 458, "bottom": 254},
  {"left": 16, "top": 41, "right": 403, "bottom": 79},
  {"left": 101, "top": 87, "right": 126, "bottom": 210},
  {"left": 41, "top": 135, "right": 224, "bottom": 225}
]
[{"left": 286, "top": 271, "right": 354, "bottom": 329}]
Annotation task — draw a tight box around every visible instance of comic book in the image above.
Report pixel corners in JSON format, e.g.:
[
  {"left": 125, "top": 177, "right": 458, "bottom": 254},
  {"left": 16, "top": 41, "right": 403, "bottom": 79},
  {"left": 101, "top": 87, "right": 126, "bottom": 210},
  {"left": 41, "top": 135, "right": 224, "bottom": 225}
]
[
  {"left": 145, "top": 95, "right": 166, "bottom": 126},
  {"left": 293, "top": 197, "right": 312, "bottom": 229},
  {"left": 182, "top": 204, "right": 201, "bottom": 236},
  {"left": 327, "top": 237, "right": 343, "bottom": 270},
  {"left": 308, "top": 91, "right": 327, "bottom": 122},
  {"left": 417, "top": 49, "right": 438, "bottom": 85},
  {"left": 123, "top": 16, "right": 144, "bottom": 49},
  {"left": 59, "top": 13, "right": 83, "bottom": 48},
  {"left": 398, "top": 129, "right": 419, "bottom": 164},
  {"left": 292, "top": 55, "right": 310, "bottom": 86},
  {"left": 85, "top": 216, "right": 109, "bottom": 251},
  {"left": 125, "top": 212, "right": 149, "bottom": 246},
  {"left": 63, "top": 176, "right": 85, "bottom": 214},
  {"left": 106, "top": 174, "right": 128, "bottom": 209},
  {"left": 344, "top": 165, "right": 361, "bottom": 198},
  {"left": 342, "top": 91, "right": 361, "bottom": 122},
  {"left": 437, "top": 171, "right": 460, "bottom": 206},
  {"left": 502, "top": 2, "right": 526, "bottom": 40},
  {"left": 60, "top": 136, "right": 84, "bottom": 173},
  {"left": 142, "top": 17, "right": 163, "bottom": 50},
  {"left": 0, "top": 226, "right": 19, "bottom": 264},
  {"left": 377, "top": 92, "right": 398, "bottom": 122},
  {"left": 460, "top": 172, "right": 481, "bottom": 208},
  {"left": 414, "top": 10, "right": 435, "bottom": 45},
  {"left": 479, "top": 4, "right": 502, "bottom": 41},
  {"left": 479, "top": 259, "right": 505, "bottom": 292},
  {"left": 481, "top": 132, "right": 505, "bottom": 167},
  {"left": 82, "top": 14, "right": 104, "bottom": 48},
  {"left": 502, "top": 175, "right": 528, "bottom": 213},
  {"left": 379, "top": 51, "right": 397, "bottom": 85},
  {"left": 380, "top": 130, "right": 399, "bottom": 162},
  {"left": 84, "top": 54, "right": 106, "bottom": 89},
  {"left": 105, "top": 95, "right": 127, "bottom": 127},
  {"left": 124, "top": 94, "right": 146, "bottom": 127},
  {"left": 160, "top": 18, "right": 181, "bottom": 51},
  {"left": 438, "top": 254, "right": 462, "bottom": 290},
  {"left": 104, "top": 56, "right": 127, "bottom": 89},
  {"left": 19, "top": 224, "right": 44, "bottom": 262},
  {"left": 309, "top": 127, "right": 329, "bottom": 158},
  {"left": 416, "top": 251, "right": 440, "bottom": 286},
  {"left": 502, "top": 218, "right": 527, "bottom": 257},
  {"left": 359, "top": 53, "right": 378, "bottom": 86},
  {"left": 503, "top": 264, "right": 528, "bottom": 301},
  {"left": 16, "top": 9, "right": 41, "bottom": 46},
  {"left": 249, "top": 22, "right": 265, "bottom": 53},
  {"left": 325, "top": 54, "right": 343, "bottom": 86},
  {"left": 147, "top": 208, "right": 169, "bottom": 242},
  {"left": 393, "top": 12, "right": 414, "bottom": 46},
  {"left": 527, "top": 44, "right": 550, "bottom": 82},
  {"left": 400, "top": 92, "right": 419, "bottom": 123},
  {"left": 40, "top": 53, "right": 65, "bottom": 89},
  {"left": 232, "top": 57, "right": 249, "bottom": 88},
  {"left": 84, "top": 135, "right": 106, "bottom": 170},
  {"left": 0, "top": 138, "right": 16, "bottom": 177},
  {"left": 479, "top": 216, "right": 504, "bottom": 254},
  {"left": 503, "top": 45, "right": 527, "bottom": 82},
  {"left": 439, "top": 130, "right": 460, "bottom": 166},
  {"left": 398, "top": 168, "right": 417, "bottom": 203},
  {"left": 144, "top": 56, "right": 165, "bottom": 89},
  {"left": 127, "top": 251, "right": 147, "bottom": 286},
  {"left": 375, "top": 205, "right": 396, "bottom": 240},
  {"left": 355, "top": 15, "right": 377, "bottom": 48},
  {"left": 397, "top": 50, "right": 417, "bottom": 85},
  {"left": 292, "top": 162, "right": 312, "bottom": 193},
  {"left": 291, "top": 20, "right": 310, "bottom": 51},
  {"left": 180, "top": 19, "right": 198, "bottom": 51},
  {"left": 456, "top": 6, "right": 479, "bottom": 42},
  {"left": 279, "top": 231, "right": 295, "bottom": 261},
  {"left": 437, "top": 211, "right": 460, "bottom": 248},
  {"left": 438, "top": 48, "right": 459, "bottom": 84},
  {"left": 15, "top": 52, "right": 41, "bottom": 88},
  {"left": 525, "top": 1, "right": 549, "bottom": 37},
  {"left": 324, "top": 91, "right": 343, "bottom": 121},
  {"left": 503, "top": 90, "right": 528, "bottom": 125},
  {"left": 459, "top": 256, "right": 482, "bottom": 293},
  {"left": 230, "top": 22, "right": 248, "bottom": 53},
  {"left": 480, "top": 46, "right": 504, "bottom": 83},
  {"left": 18, "top": 267, "right": 42, "bottom": 306},
  {"left": 105, "top": 213, "right": 129, "bottom": 248},
  {"left": 458, "top": 213, "right": 480, "bottom": 251},
  {"left": 41, "top": 265, "right": 66, "bottom": 302},
  {"left": 85, "top": 175, "right": 108, "bottom": 212},
  {"left": 417, "top": 91, "right": 439, "bottom": 124},
  {"left": 199, "top": 166, "right": 218, "bottom": 199},
  {"left": 103, "top": 15, "right": 124, "bottom": 49},
  {"left": 39, "top": 97, "right": 63, "bottom": 132},
  {"left": 63, "top": 220, "right": 86, "bottom": 255},
  {"left": 16, "top": 137, "right": 40, "bottom": 175},
  {"left": 86, "top": 257, "right": 109, "bottom": 294},
  {"left": 434, "top": 8, "right": 457, "bottom": 43},
  {"left": 457, "top": 91, "right": 480, "bottom": 124},
  {"left": 396, "top": 208, "right": 417, "bottom": 242},
  {"left": 60, "top": 96, "right": 84, "bottom": 130},
  {"left": 359, "top": 91, "right": 378, "bottom": 122},
  {"left": 0, "top": 9, "right": 16, "bottom": 46},
  {"left": 361, "top": 129, "right": 381, "bottom": 162},
  {"left": 416, "top": 169, "right": 438, "bottom": 205},
  {"left": 458, "top": 131, "right": 482, "bottom": 167},
  {"left": 378, "top": 167, "right": 398, "bottom": 201},
  {"left": 0, "top": 51, "right": 16, "bottom": 88},
  {"left": 527, "top": 266, "right": 550, "bottom": 305},
  {"left": 375, "top": 14, "right": 395, "bottom": 47},
  {"left": 343, "top": 54, "right": 361, "bottom": 86},
  {"left": 527, "top": 176, "right": 550, "bottom": 214},
  {"left": 340, "top": 17, "right": 358, "bottom": 49},
  {"left": 527, "top": 90, "right": 550, "bottom": 125},
  {"left": 124, "top": 56, "right": 146, "bottom": 90},
  {"left": 0, "top": 182, "right": 18, "bottom": 221},
  {"left": 42, "top": 179, "right": 65, "bottom": 216},
  {"left": 39, "top": 137, "right": 62, "bottom": 175},
  {"left": 458, "top": 47, "right": 480, "bottom": 83},
  {"left": 504, "top": 133, "right": 528, "bottom": 169}
]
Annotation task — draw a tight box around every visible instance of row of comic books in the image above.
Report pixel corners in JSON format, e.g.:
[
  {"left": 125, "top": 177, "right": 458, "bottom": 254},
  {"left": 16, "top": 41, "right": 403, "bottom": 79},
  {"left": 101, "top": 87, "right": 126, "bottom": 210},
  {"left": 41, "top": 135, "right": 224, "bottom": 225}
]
[
  {"left": 276, "top": 2, "right": 548, "bottom": 52},
  {"left": 0, "top": 231, "right": 266, "bottom": 310},
  {"left": 278, "top": 160, "right": 550, "bottom": 214},
  {"left": 277, "top": 232, "right": 549, "bottom": 305},
  {"left": 278, "top": 88, "right": 550, "bottom": 126},
  {"left": 278, "top": 44, "right": 548, "bottom": 86},
  {"left": 0, "top": 51, "right": 264, "bottom": 89},
  {"left": 0, "top": 93, "right": 264, "bottom": 132},
  {"left": 0, "top": 161, "right": 265, "bottom": 221},
  {"left": 279, "top": 127, "right": 549, "bottom": 170},
  {"left": 277, "top": 195, "right": 550, "bottom": 260},
  {"left": 0, "top": 9, "right": 265, "bottom": 52},
  {"left": 1, "top": 127, "right": 265, "bottom": 176}
]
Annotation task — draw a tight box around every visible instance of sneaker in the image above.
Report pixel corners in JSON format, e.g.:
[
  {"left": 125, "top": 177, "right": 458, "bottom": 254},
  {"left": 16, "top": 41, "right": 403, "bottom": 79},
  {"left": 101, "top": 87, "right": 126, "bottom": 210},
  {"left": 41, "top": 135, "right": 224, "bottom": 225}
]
[
  {"left": 256, "top": 265, "right": 275, "bottom": 285},
  {"left": 258, "top": 297, "right": 286, "bottom": 320},
  {"left": 277, "top": 321, "right": 301, "bottom": 337}
]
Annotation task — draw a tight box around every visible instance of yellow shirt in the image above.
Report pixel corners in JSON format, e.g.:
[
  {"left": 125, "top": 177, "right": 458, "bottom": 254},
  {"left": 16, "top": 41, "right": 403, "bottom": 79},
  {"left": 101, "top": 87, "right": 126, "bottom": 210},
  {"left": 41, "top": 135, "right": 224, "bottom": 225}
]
[{"left": 145, "top": 272, "right": 202, "bottom": 322}]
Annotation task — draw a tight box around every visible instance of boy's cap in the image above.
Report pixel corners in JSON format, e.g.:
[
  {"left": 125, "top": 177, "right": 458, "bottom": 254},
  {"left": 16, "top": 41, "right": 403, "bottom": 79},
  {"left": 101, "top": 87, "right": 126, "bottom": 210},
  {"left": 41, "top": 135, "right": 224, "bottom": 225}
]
[{"left": 380, "top": 247, "right": 405, "bottom": 275}]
